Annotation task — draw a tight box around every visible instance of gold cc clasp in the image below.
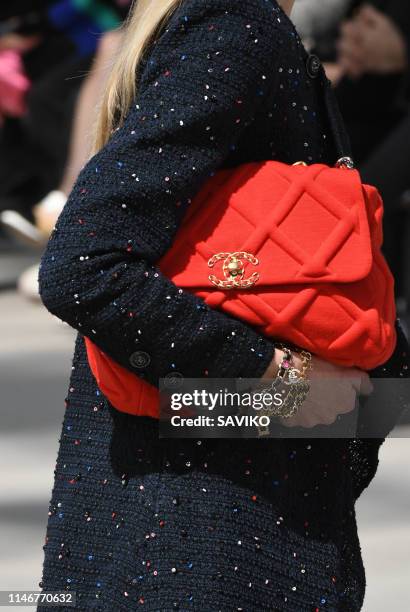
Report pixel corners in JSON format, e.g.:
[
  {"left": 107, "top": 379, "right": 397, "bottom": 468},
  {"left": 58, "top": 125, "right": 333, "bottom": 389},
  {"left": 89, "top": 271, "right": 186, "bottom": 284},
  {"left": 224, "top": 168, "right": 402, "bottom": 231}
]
[{"left": 207, "top": 251, "right": 259, "bottom": 289}]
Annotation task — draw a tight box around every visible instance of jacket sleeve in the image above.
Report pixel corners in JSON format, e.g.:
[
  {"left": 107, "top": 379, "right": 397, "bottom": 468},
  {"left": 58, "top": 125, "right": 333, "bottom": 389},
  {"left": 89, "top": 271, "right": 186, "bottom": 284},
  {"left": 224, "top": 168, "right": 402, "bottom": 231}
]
[{"left": 38, "top": 0, "right": 281, "bottom": 387}]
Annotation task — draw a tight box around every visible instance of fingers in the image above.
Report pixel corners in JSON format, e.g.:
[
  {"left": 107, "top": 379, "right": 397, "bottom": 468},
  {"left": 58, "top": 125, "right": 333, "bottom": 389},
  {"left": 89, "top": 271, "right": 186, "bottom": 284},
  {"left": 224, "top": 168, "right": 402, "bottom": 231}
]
[
  {"left": 359, "top": 373, "right": 374, "bottom": 396},
  {"left": 280, "top": 408, "right": 339, "bottom": 429},
  {"left": 346, "top": 368, "right": 373, "bottom": 396},
  {"left": 280, "top": 385, "right": 357, "bottom": 429},
  {"left": 280, "top": 375, "right": 360, "bottom": 429},
  {"left": 337, "top": 22, "right": 366, "bottom": 78},
  {"left": 338, "top": 36, "right": 363, "bottom": 64},
  {"left": 0, "top": 34, "right": 41, "bottom": 52},
  {"left": 341, "top": 19, "right": 362, "bottom": 41},
  {"left": 357, "top": 4, "right": 383, "bottom": 26},
  {"left": 328, "top": 380, "right": 357, "bottom": 415},
  {"left": 280, "top": 401, "right": 323, "bottom": 429}
]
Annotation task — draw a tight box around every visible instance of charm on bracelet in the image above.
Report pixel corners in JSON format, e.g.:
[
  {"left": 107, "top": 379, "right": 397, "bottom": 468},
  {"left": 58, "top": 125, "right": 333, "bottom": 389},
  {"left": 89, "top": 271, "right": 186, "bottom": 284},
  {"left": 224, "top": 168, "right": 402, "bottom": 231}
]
[{"left": 255, "top": 347, "right": 312, "bottom": 436}]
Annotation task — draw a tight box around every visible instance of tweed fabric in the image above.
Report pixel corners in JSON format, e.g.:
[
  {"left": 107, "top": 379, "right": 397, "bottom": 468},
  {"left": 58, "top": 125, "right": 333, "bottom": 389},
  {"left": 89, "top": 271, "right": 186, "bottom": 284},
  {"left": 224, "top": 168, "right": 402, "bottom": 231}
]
[{"left": 37, "top": 0, "right": 409, "bottom": 610}]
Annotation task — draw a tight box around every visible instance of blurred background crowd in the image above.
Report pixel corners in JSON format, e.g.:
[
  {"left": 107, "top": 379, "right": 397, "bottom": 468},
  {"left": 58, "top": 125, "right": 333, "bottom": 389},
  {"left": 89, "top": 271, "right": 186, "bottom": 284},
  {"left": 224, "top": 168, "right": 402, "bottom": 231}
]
[
  {"left": 0, "top": 0, "right": 131, "bottom": 292},
  {"left": 1, "top": 0, "right": 410, "bottom": 332},
  {"left": 0, "top": 1, "right": 410, "bottom": 609}
]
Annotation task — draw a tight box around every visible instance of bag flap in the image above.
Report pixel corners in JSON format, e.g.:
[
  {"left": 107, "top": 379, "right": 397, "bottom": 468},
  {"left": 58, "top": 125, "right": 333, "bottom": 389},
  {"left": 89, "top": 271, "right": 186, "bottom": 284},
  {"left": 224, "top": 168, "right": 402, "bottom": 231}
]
[{"left": 159, "top": 161, "right": 374, "bottom": 289}]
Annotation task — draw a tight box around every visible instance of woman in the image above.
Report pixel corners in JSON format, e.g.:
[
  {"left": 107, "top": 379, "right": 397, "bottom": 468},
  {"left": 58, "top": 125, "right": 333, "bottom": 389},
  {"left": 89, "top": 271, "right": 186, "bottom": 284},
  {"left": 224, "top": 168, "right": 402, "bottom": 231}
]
[{"left": 37, "top": 0, "right": 409, "bottom": 610}]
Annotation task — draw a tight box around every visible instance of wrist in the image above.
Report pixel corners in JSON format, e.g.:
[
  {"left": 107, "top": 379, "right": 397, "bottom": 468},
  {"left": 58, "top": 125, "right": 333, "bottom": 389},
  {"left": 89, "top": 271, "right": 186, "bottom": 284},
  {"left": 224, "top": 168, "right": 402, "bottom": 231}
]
[
  {"left": 261, "top": 348, "right": 281, "bottom": 380},
  {"left": 262, "top": 347, "right": 290, "bottom": 380},
  {"left": 261, "top": 347, "right": 305, "bottom": 381}
]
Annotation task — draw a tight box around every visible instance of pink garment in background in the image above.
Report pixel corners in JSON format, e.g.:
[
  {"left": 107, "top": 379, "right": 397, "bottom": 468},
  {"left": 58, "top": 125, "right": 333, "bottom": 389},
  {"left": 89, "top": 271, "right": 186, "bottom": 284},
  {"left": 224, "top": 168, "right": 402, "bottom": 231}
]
[{"left": 0, "top": 50, "right": 31, "bottom": 121}]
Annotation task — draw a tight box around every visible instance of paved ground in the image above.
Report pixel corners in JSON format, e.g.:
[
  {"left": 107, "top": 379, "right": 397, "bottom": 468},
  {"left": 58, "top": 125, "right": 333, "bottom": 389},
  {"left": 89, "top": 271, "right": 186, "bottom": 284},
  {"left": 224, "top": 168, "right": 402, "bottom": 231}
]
[{"left": 0, "top": 287, "right": 409, "bottom": 611}]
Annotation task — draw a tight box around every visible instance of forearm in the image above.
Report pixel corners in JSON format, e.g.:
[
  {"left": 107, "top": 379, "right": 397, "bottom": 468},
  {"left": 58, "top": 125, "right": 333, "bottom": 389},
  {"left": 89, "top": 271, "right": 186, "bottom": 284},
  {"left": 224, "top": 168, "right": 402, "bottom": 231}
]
[
  {"left": 39, "top": 218, "right": 275, "bottom": 385},
  {"left": 39, "top": 0, "right": 282, "bottom": 386},
  {"left": 39, "top": 179, "right": 298, "bottom": 383}
]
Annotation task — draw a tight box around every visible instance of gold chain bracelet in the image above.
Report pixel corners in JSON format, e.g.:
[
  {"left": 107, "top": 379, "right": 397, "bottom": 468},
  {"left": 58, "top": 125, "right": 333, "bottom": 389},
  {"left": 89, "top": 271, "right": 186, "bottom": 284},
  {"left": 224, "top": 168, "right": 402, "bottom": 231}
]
[{"left": 256, "top": 346, "right": 313, "bottom": 436}]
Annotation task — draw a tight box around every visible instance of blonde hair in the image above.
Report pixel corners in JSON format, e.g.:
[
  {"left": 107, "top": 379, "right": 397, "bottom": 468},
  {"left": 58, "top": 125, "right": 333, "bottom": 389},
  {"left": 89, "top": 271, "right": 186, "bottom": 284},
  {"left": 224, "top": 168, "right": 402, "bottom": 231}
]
[{"left": 93, "top": 0, "right": 183, "bottom": 153}]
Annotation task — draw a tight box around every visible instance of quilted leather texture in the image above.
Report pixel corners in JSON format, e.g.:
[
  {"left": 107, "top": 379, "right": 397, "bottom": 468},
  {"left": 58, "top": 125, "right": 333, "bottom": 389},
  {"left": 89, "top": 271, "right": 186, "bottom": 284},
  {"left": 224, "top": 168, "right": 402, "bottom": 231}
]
[{"left": 85, "top": 161, "right": 397, "bottom": 417}]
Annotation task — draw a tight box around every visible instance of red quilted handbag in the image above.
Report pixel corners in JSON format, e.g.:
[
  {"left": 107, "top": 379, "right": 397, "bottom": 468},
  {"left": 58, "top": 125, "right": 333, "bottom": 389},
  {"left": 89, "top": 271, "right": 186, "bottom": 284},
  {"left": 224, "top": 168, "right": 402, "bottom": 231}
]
[{"left": 84, "top": 159, "right": 397, "bottom": 418}]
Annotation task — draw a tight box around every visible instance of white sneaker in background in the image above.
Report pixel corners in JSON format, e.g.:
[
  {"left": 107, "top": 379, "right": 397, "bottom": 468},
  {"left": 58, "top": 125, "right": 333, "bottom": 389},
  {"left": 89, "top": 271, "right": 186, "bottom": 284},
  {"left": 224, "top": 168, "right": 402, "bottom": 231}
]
[
  {"left": 17, "top": 263, "right": 40, "bottom": 302},
  {"left": 0, "top": 209, "right": 45, "bottom": 246},
  {"left": 0, "top": 190, "right": 67, "bottom": 247},
  {"left": 33, "top": 190, "right": 67, "bottom": 236}
]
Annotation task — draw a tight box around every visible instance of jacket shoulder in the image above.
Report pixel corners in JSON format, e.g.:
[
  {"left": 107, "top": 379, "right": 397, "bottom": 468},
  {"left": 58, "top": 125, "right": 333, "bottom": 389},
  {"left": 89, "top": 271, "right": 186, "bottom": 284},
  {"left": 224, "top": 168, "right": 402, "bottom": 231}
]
[
  {"left": 140, "top": 0, "right": 288, "bottom": 78},
  {"left": 164, "top": 0, "right": 286, "bottom": 32}
]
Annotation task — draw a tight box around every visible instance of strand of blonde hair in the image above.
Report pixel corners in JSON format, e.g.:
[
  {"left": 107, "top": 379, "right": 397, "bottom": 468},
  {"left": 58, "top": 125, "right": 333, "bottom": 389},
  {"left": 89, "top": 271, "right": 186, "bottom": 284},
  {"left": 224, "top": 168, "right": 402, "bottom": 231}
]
[{"left": 93, "top": 0, "right": 183, "bottom": 153}]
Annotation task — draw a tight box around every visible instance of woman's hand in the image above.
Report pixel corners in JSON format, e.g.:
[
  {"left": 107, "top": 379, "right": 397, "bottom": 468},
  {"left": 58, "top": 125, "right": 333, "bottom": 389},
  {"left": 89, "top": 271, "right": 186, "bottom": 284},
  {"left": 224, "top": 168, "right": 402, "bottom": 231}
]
[
  {"left": 337, "top": 4, "right": 408, "bottom": 79},
  {"left": 0, "top": 34, "right": 41, "bottom": 53},
  {"left": 262, "top": 349, "right": 373, "bottom": 429}
]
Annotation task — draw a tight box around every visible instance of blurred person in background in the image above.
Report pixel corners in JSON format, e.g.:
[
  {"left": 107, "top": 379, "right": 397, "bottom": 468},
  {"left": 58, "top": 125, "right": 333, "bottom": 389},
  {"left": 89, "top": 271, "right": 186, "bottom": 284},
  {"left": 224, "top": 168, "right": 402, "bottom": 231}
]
[
  {"left": 0, "top": 1, "right": 130, "bottom": 298},
  {"left": 32, "top": 30, "right": 123, "bottom": 242},
  {"left": 335, "top": 1, "right": 410, "bottom": 326},
  {"left": 0, "top": 1, "right": 97, "bottom": 237},
  {"left": 335, "top": 1, "right": 410, "bottom": 161},
  {"left": 293, "top": 0, "right": 410, "bottom": 157},
  {"left": 294, "top": 0, "right": 410, "bottom": 326}
]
